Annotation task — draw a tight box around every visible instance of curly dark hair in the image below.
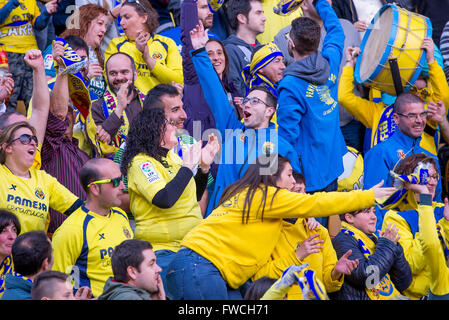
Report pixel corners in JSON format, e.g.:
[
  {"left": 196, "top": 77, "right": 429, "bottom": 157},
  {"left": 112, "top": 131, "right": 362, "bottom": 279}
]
[{"left": 120, "top": 108, "right": 167, "bottom": 176}]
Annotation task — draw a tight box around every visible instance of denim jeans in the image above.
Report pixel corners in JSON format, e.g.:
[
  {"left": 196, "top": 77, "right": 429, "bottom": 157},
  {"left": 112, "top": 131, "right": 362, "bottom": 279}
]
[{"left": 166, "top": 248, "right": 244, "bottom": 300}]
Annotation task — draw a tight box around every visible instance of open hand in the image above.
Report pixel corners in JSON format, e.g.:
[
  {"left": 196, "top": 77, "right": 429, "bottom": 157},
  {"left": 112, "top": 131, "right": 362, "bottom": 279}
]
[{"left": 190, "top": 21, "right": 209, "bottom": 50}]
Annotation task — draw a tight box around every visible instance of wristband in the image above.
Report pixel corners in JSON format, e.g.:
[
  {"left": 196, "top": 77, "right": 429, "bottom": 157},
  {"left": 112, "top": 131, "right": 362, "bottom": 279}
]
[{"left": 110, "top": 10, "right": 117, "bottom": 19}]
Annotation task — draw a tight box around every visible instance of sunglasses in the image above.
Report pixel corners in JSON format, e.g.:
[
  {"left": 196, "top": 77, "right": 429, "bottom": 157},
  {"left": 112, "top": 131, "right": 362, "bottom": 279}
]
[
  {"left": 125, "top": 0, "right": 147, "bottom": 12},
  {"left": 10, "top": 134, "right": 38, "bottom": 146},
  {"left": 88, "top": 176, "right": 122, "bottom": 188}
]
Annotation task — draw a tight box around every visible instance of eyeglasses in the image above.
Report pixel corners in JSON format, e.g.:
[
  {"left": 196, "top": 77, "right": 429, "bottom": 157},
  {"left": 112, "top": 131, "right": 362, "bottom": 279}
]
[
  {"left": 125, "top": 0, "right": 146, "bottom": 12},
  {"left": 396, "top": 111, "right": 428, "bottom": 121},
  {"left": 428, "top": 173, "right": 440, "bottom": 181},
  {"left": 241, "top": 97, "right": 273, "bottom": 108},
  {"left": 88, "top": 176, "right": 122, "bottom": 188},
  {"left": 10, "top": 134, "right": 38, "bottom": 145}
]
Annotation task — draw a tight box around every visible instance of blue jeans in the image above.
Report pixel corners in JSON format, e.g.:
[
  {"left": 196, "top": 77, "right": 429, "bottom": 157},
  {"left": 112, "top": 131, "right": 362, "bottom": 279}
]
[
  {"left": 166, "top": 248, "right": 244, "bottom": 300},
  {"left": 155, "top": 249, "right": 176, "bottom": 299}
]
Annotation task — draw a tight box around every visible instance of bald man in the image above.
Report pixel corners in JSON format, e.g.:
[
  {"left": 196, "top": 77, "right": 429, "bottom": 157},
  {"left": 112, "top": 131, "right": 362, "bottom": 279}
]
[{"left": 51, "top": 158, "right": 134, "bottom": 298}]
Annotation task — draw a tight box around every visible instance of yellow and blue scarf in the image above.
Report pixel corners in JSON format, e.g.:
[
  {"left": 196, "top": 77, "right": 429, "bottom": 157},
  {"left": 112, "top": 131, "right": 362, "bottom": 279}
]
[
  {"left": 0, "top": 256, "right": 13, "bottom": 298},
  {"left": 86, "top": 87, "right": 145, "bottom": 158},
  {"left": 273, "top": 0, "right": 304, "bottom": 15},
  {"left": 340, "top": 222, "right": 401, "bottom": 300},
  {"left": 53, "top": 37, "right": 91, "bottom": 120},
  {"left": 377, "top": 163, "right": 432, "bottom": 211},
  {"left": 241, "top": 42, "right": 283, "bottom": 97},
  {"left": 206, "top": 0, "right": 225, "bottom": 13}
]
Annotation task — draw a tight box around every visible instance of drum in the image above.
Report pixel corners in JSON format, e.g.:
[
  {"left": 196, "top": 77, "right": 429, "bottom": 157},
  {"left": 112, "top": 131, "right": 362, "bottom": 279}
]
[{"left": 354, "top": 4, "right": 432, "bottom": 96}]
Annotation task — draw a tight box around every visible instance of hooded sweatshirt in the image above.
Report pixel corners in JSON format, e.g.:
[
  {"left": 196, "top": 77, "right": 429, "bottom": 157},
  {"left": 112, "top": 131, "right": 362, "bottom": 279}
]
[
  {"left": 98, "top": 277, "right": 152, "bottom": 300},
  {"left": 223, "top": 34, "right": 261, "bottom": 96},
  {"left": 277, "top": 0, "right": 347, "bottom": 192}
]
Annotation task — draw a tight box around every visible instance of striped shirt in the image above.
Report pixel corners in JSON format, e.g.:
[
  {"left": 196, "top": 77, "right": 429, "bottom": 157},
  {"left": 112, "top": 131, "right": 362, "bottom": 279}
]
[
  {"left": 441, "top": 21, "right": 449, "bottom": 81},
  {"left": 41, "top": 112, "right": 91, "bottom": 234}
]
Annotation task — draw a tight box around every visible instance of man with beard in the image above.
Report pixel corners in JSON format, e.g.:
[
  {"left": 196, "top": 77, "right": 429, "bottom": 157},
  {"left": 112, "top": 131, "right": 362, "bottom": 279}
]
[
  {"left": 91, "top": 52, "right": 145, "bottom": 158},
  {"left": 161, "top": 0, "right": 219, "bottom": 53}
]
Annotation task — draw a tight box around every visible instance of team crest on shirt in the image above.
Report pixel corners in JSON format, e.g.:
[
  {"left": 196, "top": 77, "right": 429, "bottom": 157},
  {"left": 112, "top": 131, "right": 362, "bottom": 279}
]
[
  {"left": 140, "top": 162, "right": 161, "bottom": 184},
  {"left": 35, "top": 188, "right": 45, "bottom": 200},
  {"left": 397, "top": 149, "right": 406, "bottom": 160},
  {"left": 152, "top": 52, "right": 163, "bottom": 60},
  {"left": 262, "top": 141, "right": 274, "bottom": 155},
  {"left": 11, "top": 15, "right": 21, "bottom": 22},
  {"left": 123, "top": 227, "right": 132, "bottom": 239}
]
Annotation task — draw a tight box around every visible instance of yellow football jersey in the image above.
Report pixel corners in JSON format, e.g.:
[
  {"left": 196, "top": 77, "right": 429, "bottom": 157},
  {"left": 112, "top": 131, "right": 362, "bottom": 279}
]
[
  {"left": 51, "top": 205, "right": 134, "bottom": 298},
  {"left": 104, "top": 34, "right": 183, "bottom": 94},
  {"left": 0, "top": 164, "right": 82, "bottom": 233},
  {"left": 0, "top": 0, "right": 40, "bottom": 53},
  {"left": 127, "top": 152, "right": 202, "bottom": 252}
]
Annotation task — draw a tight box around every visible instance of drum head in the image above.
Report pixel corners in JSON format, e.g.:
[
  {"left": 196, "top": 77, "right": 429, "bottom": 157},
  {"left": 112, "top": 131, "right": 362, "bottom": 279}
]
[{"left": 359, "top": 7, "right": 393, "bottom": 82}]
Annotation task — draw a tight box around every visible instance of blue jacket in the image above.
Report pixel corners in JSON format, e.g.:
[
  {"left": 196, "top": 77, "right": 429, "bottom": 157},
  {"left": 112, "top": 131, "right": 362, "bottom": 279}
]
[
  {"left": 364, "top": 129, "right": 442, "bottom": 230},
  {"left": 1, "top": 273, "right": 32, "bottom": 300},
  {"left": 191, "top": 48, "right": 301, "bottom": 217},
  {"left": 277, "top": 0, "right": 347, "bottom": 192}
]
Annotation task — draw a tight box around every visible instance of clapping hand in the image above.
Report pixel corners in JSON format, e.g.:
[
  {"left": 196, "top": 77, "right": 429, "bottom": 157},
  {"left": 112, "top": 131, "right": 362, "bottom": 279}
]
[
  {"left": 0, "top": 74, "right": 14, "bottom": 101},
  {"left": 379, "top": 223, "right": 400, "bottom": 245},
  {"left": 427, "top": 100, "right": 446, "bottom": 123},
  {"left": 200, "top": 134, "right": 220, "bottom": 173}
]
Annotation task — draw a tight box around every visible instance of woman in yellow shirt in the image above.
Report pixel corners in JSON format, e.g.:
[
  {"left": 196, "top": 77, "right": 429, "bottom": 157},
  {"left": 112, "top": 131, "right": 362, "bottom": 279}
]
[
  {"left": 0, "top": 121, "right": 82, "bottom": 234},
  {"left": 165, "top": 154, "right": 396, "bottom": 300},
  {"left": 121, "top": 107, "right": 218, "bottom": 297},
  {"left": 105, "top": 0, "right": 183, "bottom": 94}
]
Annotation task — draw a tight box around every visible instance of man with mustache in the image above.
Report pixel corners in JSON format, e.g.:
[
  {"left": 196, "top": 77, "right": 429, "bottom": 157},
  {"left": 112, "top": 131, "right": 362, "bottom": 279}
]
[{"left": 91, "top": 52, "right": 145, "bottom": 158}]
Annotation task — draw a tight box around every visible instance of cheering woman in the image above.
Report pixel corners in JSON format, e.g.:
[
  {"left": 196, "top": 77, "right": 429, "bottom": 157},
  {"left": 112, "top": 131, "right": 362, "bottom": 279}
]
[{"left": 165, "top": 154, "right": 396, "bottom": 300}]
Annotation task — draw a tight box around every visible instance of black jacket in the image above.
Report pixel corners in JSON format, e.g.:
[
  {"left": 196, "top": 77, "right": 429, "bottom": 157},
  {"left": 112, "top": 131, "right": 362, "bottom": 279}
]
[{"left": 329, "top": 231, "right": 412, "bottom": 300}]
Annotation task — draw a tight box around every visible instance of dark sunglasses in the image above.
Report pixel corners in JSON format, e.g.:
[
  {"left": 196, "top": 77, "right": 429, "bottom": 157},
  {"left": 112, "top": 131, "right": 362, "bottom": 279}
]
[
  {"left": 125, "top": 0, "right": 147, "bottom": 12},
  {"left": 10, "top": 134, "right": 38, "bottom": 146},
  {"left": 88, "top": 176, "right": 122, "bottom": 188}
]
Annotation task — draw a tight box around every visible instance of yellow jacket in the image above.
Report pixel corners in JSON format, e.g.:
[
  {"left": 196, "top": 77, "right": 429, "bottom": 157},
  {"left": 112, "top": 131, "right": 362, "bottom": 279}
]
[
  {"left": 417, "top": 204, "right": 449, "bottom": 297},
  {"left": 182, "top": 187, "right": 375, "bottom": 289},
  {"left": 383, "top": 202, "right": 446, "bottom": 299},
  {"left": 338, "top": 61, "right": 449, "bottom": 155},
  {"left": 253, "top": 218, "right": 343, "bottom": 299},
  {"left": 104, "top": 34, "right": 183, "bottom": 94}
]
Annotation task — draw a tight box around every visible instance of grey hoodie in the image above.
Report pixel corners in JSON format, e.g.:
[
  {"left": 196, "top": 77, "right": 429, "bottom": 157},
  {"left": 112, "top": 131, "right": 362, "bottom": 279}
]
[
  {"left": 98, "top": 277, "right": 153, "bottom": 300},
  {"left": 282, "top": 51, "right": 331, "bottom": 85},
  {"left": 223, "top": 34, "right": 261, "bottom": 96}
]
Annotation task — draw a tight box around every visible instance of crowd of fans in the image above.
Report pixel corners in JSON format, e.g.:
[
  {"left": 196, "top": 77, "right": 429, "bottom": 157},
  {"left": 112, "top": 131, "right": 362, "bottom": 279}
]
[{"left": 1, "top": 0, "right": 449, "bottom": 301}]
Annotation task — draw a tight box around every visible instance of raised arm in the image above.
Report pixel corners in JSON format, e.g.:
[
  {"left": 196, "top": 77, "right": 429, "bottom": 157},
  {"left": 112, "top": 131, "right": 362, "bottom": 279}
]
[
  {"left": 49, "top": 41, "right": 70, "bottom": 121},
  {"left": 25, "top": 49, "right": 50, "bottom": 145},
  {"left": 190, "top": 22, "right": 243, "bottom": 133}
]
